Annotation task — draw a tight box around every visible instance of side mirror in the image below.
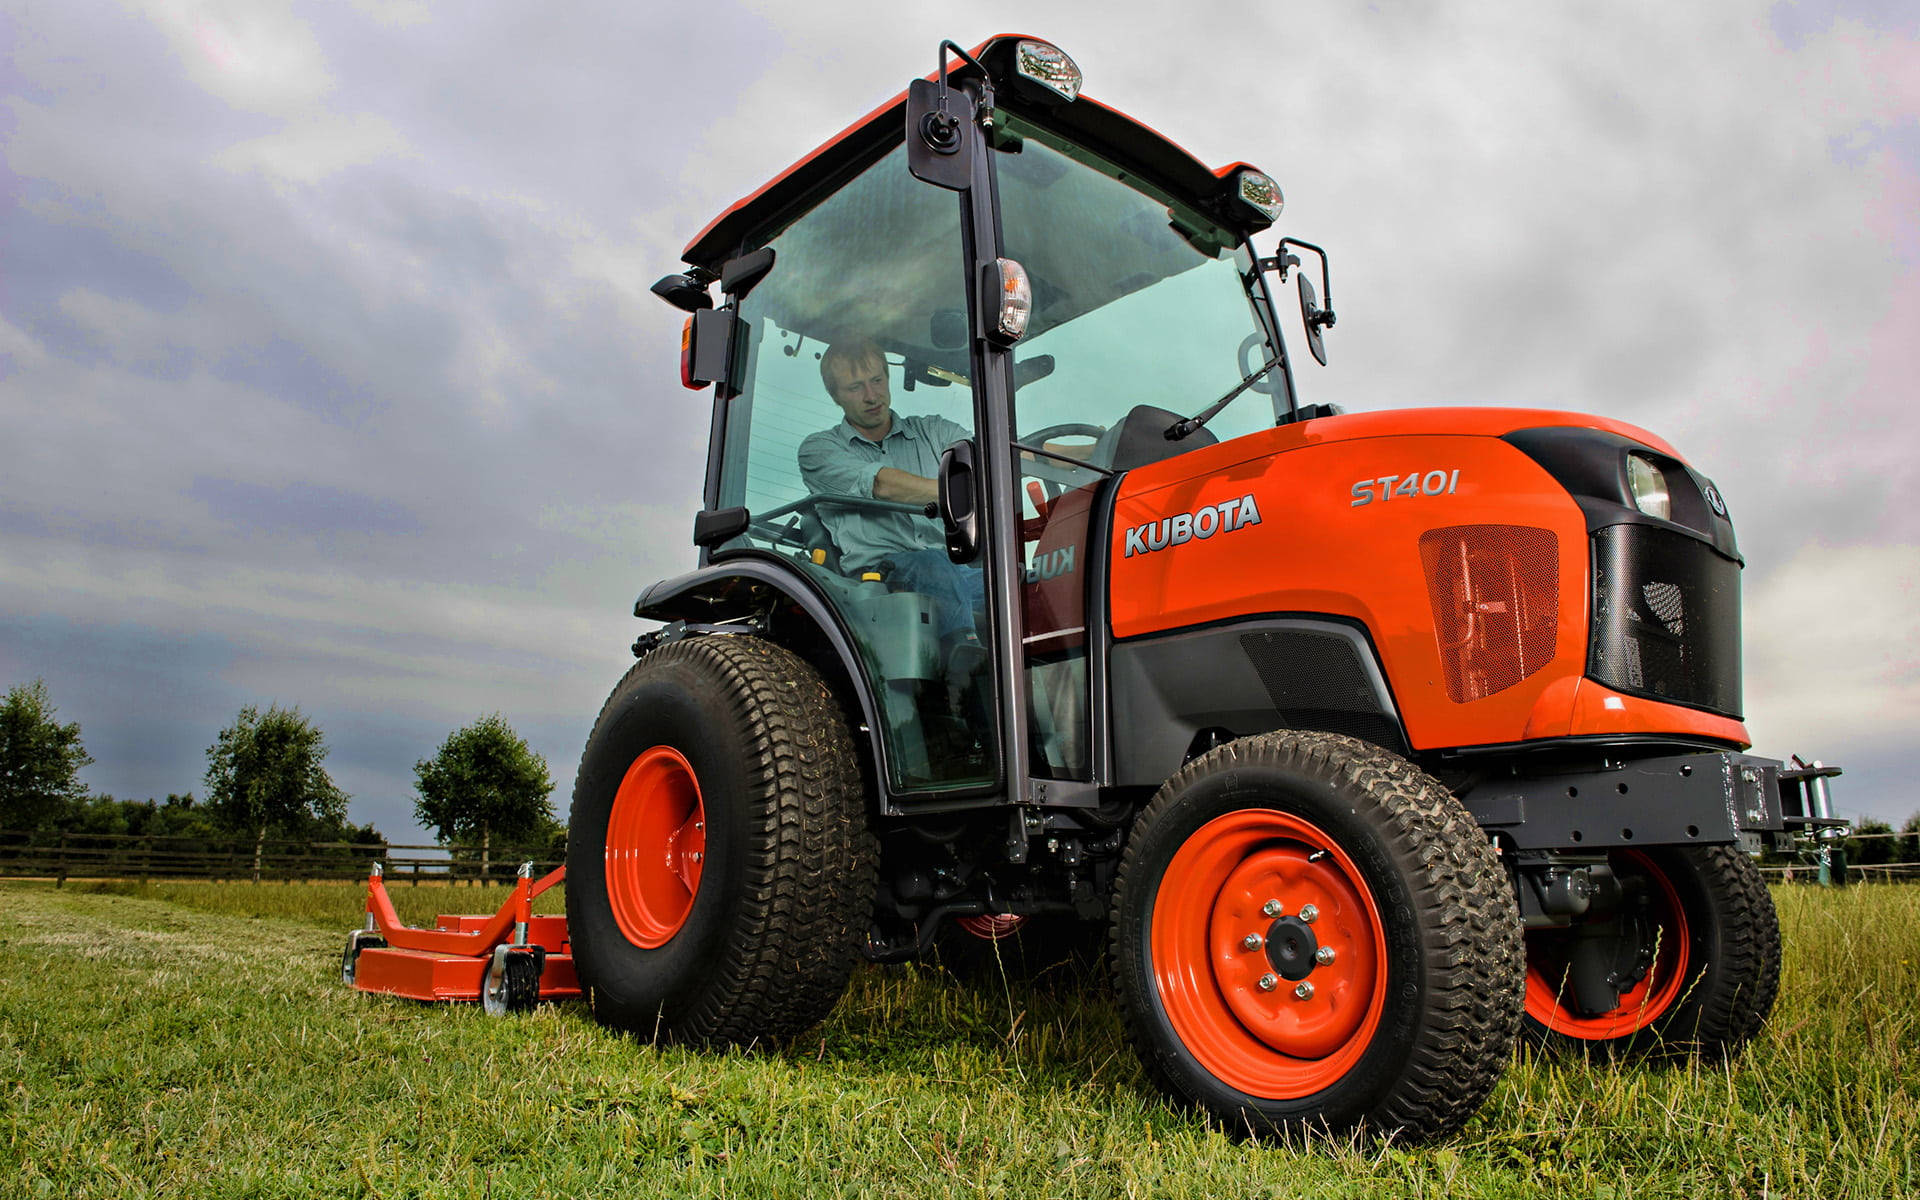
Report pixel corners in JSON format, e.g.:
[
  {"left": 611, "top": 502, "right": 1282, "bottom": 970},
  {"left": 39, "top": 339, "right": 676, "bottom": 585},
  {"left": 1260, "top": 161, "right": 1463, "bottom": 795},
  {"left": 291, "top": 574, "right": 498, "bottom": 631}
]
[
  {"left": 1270, "top": 237, "right": 1336, "bottom": 367},
  {"left": 1298, "top": 275, "right": 1329, "bottom": 367},
  {"left": 906, "top": 77, "right": 974, "bottom": 191},
  {"left": 684, "top": 308, "right": 741, "bottom": 393},
  {"left": 937, "top": 439, "right": 980, "bottom": 563}
]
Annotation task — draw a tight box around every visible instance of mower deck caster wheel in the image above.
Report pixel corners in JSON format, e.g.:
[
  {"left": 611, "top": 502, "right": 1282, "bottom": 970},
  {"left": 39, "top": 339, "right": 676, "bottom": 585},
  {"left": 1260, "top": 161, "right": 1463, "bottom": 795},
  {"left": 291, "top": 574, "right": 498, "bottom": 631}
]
[
  {"left": 341, "top": 930, "right": 385, "bottom": 986},
  {"left": 483, "top": 946, "right": 543, "bottom": 1016}
]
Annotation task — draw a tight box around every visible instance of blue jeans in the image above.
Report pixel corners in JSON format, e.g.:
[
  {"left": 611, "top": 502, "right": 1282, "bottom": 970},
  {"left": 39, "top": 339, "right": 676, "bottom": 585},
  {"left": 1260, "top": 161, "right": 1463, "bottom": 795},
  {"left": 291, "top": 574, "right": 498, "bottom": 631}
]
[{"left": 882, "top": 549, "right": 985, "bottom": 643}]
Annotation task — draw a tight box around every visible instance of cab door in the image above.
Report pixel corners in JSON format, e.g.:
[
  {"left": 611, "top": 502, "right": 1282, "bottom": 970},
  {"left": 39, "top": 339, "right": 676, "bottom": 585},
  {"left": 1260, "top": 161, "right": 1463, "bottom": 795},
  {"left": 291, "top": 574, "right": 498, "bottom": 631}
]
[{"left": 704, "top": 137, "right": 1005, "bottom": 799}]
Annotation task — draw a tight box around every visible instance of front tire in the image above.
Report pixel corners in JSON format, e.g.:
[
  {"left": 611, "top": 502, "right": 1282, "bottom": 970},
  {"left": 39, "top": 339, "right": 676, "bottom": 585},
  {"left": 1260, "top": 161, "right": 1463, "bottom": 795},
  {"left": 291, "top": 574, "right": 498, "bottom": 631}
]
[
  {"left": 566, "top": 636, "right": 877, "bottom": 1047},
  {"left": 1522, "top": 846, "right": 1780, "bottom": 1055},
  {"left": 1110, "top": 732, "right": 1523, "bottom": 1142}
]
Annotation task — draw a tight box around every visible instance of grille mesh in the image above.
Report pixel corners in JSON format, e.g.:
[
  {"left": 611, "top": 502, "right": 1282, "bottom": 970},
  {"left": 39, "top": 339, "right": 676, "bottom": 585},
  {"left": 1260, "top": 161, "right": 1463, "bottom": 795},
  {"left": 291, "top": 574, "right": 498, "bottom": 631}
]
[
  {"left": 1419, "top": 525, "right": 1560, "bottom": 704},
  {"left": 1590, "top": 524, "right": 1741, "bottom": 717}
]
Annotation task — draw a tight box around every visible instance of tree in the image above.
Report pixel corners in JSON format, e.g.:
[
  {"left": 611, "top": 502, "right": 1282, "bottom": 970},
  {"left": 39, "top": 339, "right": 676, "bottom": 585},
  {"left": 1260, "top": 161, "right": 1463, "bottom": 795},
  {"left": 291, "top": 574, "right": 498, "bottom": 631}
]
[
  {"left": 204, "top": 704, "right": 349, "bottom": 881},
  {"left": 413, "top": 714, "right": 554, "bottom": 879},
  {"left": 0, "top": 680, "right": 94, "bottom": 830},
  {"left": 1899, "top": 813, "right": 1920, "bottom": 865},
  {"left": 1846, "top": 818, "right": 1896, "bottom": 867}
]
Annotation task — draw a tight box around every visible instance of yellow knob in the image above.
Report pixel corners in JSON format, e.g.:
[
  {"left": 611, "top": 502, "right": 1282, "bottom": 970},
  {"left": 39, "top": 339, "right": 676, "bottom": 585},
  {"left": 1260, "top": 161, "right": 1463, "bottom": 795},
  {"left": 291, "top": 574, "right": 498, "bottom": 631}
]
[
  {"left": 860, "top": 572, "right": 883, "bottom": 582},
  {"left": 810, "top": 548, "right": 827, "bottom": 565}
]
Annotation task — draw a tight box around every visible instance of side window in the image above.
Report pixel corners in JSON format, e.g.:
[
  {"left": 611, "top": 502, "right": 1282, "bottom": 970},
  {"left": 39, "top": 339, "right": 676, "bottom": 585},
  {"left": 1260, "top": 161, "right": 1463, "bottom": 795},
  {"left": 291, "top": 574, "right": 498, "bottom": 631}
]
[{"left": 714, "top": 142, "right": 995, "bottom": 795}]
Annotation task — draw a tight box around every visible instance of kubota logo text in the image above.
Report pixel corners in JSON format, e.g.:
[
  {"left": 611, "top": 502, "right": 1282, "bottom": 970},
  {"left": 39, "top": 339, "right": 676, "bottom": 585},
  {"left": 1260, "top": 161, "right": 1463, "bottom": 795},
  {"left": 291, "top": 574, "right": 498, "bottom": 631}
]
[{"left": 1123, "top": 494, "right": 1262, "bottom": 557}]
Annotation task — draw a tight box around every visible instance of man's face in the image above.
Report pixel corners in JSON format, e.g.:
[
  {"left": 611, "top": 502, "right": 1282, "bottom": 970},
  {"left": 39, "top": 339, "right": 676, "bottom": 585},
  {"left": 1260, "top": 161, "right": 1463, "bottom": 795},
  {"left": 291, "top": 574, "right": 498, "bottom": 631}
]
[{"left": 826, "top": 354, "right": 892, "bottom": 437}]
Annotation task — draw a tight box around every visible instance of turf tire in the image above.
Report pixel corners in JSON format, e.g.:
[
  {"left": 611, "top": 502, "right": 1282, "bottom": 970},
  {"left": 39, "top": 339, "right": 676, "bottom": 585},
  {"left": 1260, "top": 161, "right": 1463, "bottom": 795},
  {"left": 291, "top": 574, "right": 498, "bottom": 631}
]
[
  {"left": 1110, "top": 731, "right": 1523, "bottom": 1143},
  {"left": 566, "top": 636, "right": 876, "bottom": 1047},
  {"left": 1522, "top": 845, "right": 1780, "bottom": 1056}
]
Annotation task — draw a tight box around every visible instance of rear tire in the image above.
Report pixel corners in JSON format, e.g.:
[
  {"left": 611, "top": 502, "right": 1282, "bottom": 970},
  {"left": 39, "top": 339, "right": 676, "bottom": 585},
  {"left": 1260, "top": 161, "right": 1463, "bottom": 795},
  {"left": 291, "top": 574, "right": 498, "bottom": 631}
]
[
  {"left": 1110, "top": 732, "right": 1523, "bottom": 1143},
  {"left": 566, "top": 636, "right": 877, "bottom": 1047},
  {"left": 1522, "top": 846, "right": 1779, "bottom": 1056}
]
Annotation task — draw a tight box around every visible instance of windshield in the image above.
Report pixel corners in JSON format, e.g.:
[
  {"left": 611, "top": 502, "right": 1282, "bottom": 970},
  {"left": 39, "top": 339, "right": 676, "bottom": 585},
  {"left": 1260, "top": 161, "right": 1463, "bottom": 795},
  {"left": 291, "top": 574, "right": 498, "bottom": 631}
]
[{"left": 994, "top": 115, "right": 1286, "bottom": 450}]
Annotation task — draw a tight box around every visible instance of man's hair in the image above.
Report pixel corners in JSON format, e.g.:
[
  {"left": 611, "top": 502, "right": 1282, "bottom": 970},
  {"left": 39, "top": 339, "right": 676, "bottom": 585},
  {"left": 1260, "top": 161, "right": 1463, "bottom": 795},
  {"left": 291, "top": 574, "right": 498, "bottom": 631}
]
[{"left": 820, "top": 339, "right": 887, "bottom": 398}]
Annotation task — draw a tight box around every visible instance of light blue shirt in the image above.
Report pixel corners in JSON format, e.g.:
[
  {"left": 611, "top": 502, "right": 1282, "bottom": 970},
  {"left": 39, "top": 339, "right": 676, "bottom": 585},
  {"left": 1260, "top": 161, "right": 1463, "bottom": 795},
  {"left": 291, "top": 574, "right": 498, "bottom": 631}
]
[{"left": 797, "top": 413, "right": 971, "bottom": 573}]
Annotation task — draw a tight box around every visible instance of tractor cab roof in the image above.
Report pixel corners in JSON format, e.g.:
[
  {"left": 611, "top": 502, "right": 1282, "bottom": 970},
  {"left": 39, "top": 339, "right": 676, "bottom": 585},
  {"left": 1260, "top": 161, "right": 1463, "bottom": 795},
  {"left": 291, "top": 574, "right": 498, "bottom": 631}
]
[{"left": 683, "top": 35, "right": 1272, "bottom": 273}]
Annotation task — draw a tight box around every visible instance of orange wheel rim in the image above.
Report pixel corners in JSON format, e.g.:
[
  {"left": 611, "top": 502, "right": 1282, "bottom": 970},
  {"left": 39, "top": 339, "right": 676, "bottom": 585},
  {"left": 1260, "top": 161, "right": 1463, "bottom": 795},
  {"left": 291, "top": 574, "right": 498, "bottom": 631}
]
[
  {"left": 1523, "top": 850, "right": 1691, "bottom": 1039},
  {"left": 957, "top": 914, "right": 1026, "bottom": 940},
  {"left": 1150, "top": 809, "right": 1388, "bottom": 1098},
  {"left": 605, "top": 746, "right": 707, "bottom": 948}
]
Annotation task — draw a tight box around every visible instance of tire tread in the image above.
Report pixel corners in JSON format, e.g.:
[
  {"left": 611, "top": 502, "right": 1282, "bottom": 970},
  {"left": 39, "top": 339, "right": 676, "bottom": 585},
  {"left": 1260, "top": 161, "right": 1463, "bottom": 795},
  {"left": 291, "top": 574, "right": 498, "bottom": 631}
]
[{"left": 1110, "top": 731, "right": 1523, "bottom": 1142}]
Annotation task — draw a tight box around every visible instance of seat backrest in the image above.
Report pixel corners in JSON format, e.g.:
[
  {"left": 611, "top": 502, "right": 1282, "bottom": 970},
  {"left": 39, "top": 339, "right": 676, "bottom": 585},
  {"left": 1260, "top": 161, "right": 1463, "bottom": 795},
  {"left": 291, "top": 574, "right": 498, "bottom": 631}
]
[
  {"left": 794, "top": 508, "right": 843, "bottom": 574},
  {"left": 1104, "top": 404, "right": 1219, "bottom": 472}
]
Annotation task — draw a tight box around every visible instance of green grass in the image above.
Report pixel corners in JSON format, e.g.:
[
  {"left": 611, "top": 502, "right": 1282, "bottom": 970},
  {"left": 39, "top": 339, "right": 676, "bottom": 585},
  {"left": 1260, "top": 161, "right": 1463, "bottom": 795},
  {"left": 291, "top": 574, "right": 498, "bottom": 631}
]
[{"left": 1, "top": 880, "right": 1914, "bottom": 1198}]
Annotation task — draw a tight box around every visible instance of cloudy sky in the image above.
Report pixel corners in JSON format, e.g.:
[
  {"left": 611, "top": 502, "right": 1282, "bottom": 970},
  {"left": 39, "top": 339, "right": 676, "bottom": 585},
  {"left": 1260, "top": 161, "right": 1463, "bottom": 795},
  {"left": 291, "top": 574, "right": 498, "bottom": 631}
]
[{"left": 3, "top": 0, "right": 1915, "bottom": 842}]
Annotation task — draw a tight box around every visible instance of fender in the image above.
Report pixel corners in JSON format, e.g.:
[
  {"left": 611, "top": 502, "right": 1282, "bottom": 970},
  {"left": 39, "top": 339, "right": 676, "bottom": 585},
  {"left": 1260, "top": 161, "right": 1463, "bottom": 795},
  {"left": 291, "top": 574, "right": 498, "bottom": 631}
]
[
  {"left": 1106, "top": 615, "right": 1410, "bottom": 787},
  {"left": 634, "top": 553, "right": 899, "bottom": 811}
]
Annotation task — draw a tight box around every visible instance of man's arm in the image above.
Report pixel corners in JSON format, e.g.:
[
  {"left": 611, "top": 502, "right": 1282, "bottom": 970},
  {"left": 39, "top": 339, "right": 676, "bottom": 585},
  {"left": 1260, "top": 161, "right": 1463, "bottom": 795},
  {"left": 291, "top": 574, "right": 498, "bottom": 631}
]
[
  {"left": 872, "top": 466, "right": 937, "bottom": 505},
  {"left": 798, "top": 430, "right": 882, "bottom": 498}
]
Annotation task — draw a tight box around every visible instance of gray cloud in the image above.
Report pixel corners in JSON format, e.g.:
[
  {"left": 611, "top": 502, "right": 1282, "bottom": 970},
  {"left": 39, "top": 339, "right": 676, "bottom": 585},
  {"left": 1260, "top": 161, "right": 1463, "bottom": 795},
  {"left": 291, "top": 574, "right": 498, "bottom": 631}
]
[{"left": 3, "top": 0, "right": 1914, "bottom": 835}]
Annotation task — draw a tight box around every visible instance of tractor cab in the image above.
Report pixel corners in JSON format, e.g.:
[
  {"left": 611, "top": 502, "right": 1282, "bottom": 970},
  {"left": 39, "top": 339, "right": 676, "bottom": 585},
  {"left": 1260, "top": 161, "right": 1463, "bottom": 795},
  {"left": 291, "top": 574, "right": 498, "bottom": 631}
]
[{"left": 648, "top": 36, "right": 1306, "bottom": 805}]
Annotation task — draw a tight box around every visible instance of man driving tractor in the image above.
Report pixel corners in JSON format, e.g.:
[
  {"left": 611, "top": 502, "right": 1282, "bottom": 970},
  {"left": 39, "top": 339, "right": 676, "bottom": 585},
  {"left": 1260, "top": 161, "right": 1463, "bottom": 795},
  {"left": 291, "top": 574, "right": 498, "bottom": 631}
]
[{"left": 797, "top": 337, "right": 984, "bottom": 651}]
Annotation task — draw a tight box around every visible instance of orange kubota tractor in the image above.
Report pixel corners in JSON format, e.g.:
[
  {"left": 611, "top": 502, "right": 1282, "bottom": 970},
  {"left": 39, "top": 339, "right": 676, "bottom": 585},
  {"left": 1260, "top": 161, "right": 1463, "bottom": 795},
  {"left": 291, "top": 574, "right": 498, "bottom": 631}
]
[{"left": 560, "top": 37, "right": 1843, "bottom": 1141}]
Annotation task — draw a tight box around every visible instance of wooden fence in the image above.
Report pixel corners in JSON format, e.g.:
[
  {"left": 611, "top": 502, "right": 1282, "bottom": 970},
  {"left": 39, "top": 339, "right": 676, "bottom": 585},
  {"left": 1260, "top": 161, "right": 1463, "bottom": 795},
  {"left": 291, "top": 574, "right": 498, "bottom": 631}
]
[{"left": 0, "top": 829, "right": 562, "bottom": 886}]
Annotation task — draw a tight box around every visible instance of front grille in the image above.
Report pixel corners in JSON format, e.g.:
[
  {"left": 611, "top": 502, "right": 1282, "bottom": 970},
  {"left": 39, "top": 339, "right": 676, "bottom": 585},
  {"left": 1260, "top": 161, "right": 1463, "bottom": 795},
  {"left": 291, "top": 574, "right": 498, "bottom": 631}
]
[{"left": 1589, "top": 524, "right": 1742, "bottom": 718}]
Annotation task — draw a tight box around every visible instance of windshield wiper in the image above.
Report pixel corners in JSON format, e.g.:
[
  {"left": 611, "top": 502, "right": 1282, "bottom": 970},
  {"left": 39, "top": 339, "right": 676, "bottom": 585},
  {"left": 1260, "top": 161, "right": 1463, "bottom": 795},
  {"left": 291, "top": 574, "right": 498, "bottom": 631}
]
[{"left": 1165, "top": 356, "right": 1280, "bottom": 441}]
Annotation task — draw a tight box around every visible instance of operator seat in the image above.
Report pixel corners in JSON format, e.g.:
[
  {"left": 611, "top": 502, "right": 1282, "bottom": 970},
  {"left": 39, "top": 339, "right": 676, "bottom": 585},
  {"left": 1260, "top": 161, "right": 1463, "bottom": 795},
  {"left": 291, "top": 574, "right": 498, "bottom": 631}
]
[
  {"left": 1099, "top": 404, "right": 1219, "bottom": 472},
  {"left": 792, "top": 507, "right": 843, "bottom": 575}
]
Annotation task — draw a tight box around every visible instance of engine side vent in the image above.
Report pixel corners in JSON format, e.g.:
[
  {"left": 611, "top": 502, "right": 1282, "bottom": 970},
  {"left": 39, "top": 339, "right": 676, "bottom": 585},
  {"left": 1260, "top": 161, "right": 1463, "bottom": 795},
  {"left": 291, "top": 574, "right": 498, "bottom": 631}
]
[
  {"left": 1419, "top": 525, "right": 1560, "bottom": 704},
  {"left": 1238, "top": 629, "right": 1406, "bottom": 753}
]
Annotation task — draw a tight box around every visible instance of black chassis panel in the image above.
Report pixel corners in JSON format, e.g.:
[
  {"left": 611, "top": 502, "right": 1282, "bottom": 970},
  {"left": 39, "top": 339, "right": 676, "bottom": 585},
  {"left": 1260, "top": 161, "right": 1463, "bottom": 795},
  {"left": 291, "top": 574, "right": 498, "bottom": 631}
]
[
  {"left": 1108, "top": 617, "right": 1408, "bottom": 788},
  {"left": 1458, "top": 749, "right": 1788, "bottom": 853}
]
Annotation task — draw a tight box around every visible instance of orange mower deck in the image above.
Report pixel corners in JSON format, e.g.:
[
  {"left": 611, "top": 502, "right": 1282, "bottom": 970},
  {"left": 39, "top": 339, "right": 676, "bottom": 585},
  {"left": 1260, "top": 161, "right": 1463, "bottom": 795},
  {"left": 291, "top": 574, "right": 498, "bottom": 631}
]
[{"left": 342, "top": 862, "right": 579, "bottom": 1012}]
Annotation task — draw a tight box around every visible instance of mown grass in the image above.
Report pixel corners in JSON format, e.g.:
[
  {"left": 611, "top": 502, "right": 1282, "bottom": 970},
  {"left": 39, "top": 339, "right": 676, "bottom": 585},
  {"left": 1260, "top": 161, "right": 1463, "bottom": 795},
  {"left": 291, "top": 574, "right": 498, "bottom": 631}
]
[{"left": 1, "top": 879, "right": 1913, "bottom": 1198}]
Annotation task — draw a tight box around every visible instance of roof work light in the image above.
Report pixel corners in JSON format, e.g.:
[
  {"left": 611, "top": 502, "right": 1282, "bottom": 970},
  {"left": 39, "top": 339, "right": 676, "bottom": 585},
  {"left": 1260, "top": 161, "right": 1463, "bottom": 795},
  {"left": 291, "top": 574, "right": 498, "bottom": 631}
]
[
  {"left": 1236, "top": 170, "right": 1284, "bottom": 222},
  {"left": 1014, "top": 40, "right": 1082, "bottom": 102}
]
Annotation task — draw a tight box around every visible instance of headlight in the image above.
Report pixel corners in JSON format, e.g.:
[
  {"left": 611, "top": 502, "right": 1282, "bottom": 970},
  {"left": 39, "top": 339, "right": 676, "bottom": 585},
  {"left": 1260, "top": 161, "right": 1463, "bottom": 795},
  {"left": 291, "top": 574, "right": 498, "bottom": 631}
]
[{"left": 1627, "top": 454, "right": 1671, "bottom": 521}]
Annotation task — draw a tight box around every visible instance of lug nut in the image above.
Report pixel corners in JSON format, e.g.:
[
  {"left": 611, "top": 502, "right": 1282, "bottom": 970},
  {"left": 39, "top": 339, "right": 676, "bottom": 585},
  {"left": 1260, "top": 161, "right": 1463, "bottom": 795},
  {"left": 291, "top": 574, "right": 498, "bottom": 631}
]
[
  {"left": 1314, "top": 946, "right": 1336, "bottom": 965},
  {"left": 1294, "top": 981, "right": 1315, "bottom": 1000},
  {"left": 1262, "top": 900, "right": 1284, "bottom": 918},
  {"left": 1257, "top": 973, "right": 1278, "bottom": 992},
  {"left": 1298, "top": 904, "right": 1319, "bottom": 924},
  {"left": 1242, "top": 933, "right": 1263, "bottom": 950}
]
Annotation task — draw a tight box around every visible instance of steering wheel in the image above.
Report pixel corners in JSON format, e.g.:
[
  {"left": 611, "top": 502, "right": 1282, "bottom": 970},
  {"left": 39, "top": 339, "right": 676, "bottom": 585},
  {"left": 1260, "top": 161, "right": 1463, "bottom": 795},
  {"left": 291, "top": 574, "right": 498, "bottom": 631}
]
[
  {"left": 1020, "top": 422, "right": 1107, "bottom": 446},
  {"left": 1017, "top": 422, "right": 1109, "bottom": 530}
]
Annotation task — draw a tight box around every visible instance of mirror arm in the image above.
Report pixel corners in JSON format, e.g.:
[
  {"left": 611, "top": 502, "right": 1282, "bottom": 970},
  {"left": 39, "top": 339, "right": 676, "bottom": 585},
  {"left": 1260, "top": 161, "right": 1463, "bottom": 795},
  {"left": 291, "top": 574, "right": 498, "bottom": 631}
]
[
  {"left": 1276, "top": 238, "right": 1336, "bottom": 329},
  {"left": 937, "top": 40, "right": 996, "bottom": 120}
]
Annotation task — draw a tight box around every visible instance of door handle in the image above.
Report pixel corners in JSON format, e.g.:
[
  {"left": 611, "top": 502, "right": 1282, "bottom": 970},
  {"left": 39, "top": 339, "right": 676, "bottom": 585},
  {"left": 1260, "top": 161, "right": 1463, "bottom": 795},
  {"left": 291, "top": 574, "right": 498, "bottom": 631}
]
[{"left": 937, "top": 439, "right": 980, "bottom": 564}]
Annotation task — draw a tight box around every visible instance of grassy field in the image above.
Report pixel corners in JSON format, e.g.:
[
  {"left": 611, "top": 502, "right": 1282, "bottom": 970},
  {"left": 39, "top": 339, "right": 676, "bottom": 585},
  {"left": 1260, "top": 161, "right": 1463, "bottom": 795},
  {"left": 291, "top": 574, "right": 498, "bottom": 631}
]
[{"left": 1, "top": 879, "right": 1913, "bottom": 1198}]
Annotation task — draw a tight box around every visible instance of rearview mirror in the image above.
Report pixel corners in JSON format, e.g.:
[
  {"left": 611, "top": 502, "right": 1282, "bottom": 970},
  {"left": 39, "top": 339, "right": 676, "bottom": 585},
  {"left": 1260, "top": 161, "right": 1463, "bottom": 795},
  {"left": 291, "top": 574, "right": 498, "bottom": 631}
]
[
  {"left": 1299, "top": 275, "right": 1329, "bottom": 367},
  {"left": 906, "top": 78, "right": 974, "bottom": 191}
]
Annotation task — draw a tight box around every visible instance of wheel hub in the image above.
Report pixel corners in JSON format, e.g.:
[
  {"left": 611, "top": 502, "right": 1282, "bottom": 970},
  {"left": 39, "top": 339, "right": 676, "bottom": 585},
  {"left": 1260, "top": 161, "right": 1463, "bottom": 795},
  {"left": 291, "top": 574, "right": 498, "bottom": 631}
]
[
  {"left": 604, "top": 745, "right": 707, "bottom": 949},
  {"left": 1264, "top": 915, "right": 1320, "bottom": 982}
]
